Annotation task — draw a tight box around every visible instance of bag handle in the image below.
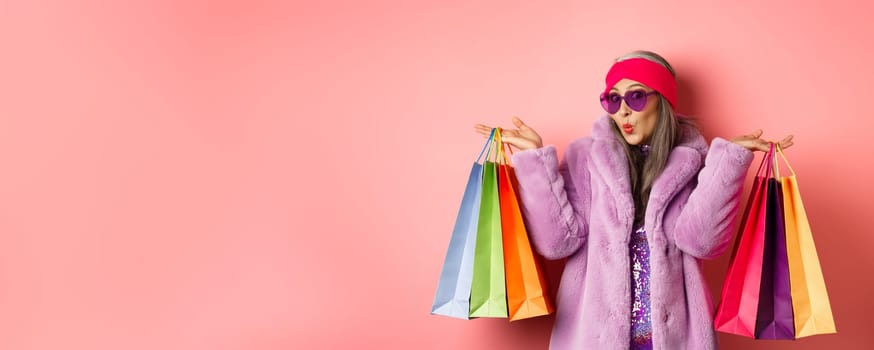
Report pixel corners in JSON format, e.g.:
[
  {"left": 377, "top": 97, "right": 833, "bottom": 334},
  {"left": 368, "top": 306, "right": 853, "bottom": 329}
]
[
  {"left": 771, "top": 142, "right": 779, "bottom": 179},
  {"left": 476, "top": 128, "right": 497, "bottom": 163},
  {"left": 501, "top": 137, "right": 515, "bottom": 166},
  {"left": 754, "top": 142, "right": 775, "bottom": 179},
  {"left": 494, "top": 127, "right": 504, "bottom": 164},
  {"left": 774, "top": 143, "right": 796, "bottom": 177}
]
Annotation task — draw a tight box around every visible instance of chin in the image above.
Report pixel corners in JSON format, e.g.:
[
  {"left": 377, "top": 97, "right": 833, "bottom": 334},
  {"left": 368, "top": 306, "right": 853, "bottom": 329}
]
[{"left": 624, "top": 136, "right": 641, "bottom": 145}]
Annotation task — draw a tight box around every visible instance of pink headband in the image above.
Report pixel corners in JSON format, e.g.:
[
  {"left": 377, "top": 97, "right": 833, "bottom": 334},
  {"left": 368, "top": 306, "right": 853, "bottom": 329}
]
[{"left": 604, "top": 58, "right": 677, "bottom": 110}]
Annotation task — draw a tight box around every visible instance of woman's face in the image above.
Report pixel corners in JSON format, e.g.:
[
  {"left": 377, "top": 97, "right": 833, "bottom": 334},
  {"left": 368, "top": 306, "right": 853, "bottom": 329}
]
[{"left": 607, "top": 79, "right": 660, "bottom": 145}]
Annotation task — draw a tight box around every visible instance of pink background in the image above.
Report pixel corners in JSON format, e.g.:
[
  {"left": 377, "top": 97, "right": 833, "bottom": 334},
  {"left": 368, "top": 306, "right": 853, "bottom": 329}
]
[{"left": 1, "top": 0, "right": 871, "bottom": 349}]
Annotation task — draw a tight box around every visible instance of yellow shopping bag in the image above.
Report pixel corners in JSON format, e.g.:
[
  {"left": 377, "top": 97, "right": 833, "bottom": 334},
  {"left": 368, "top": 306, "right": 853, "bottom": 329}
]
[{"left": 776, "top": 144, "right": 837, "bottom": 338}]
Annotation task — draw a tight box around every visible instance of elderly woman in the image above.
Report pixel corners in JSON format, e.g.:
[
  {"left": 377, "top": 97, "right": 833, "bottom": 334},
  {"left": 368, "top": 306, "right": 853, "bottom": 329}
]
[{"left": 474, "top": 50, "right": 793, "bottom": 350}]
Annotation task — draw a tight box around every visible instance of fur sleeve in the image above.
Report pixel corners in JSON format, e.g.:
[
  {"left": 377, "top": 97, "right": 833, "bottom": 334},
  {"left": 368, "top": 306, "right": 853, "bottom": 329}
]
[
  {"left": 511, "top": 140, "right": 591, "bottom": 260},
  {"left": 672, "top": 137, "right": 754, "bottom": 259}
]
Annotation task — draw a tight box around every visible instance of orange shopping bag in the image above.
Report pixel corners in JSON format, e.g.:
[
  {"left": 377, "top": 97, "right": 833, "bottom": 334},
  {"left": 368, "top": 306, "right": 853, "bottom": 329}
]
[{"left": 496, "top": 136, "right": 553, "bottom": 321}]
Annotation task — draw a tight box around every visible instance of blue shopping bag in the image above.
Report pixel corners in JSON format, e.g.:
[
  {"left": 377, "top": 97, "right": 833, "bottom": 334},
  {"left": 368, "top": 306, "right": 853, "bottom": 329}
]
[{"left": 431, "top": 129, "right": 495, "bottom": 319}]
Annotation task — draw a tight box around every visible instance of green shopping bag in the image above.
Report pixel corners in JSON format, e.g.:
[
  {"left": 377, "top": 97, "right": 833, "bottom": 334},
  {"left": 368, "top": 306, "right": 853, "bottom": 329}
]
[{"left": 469, "top": 128, "right": 508, "bottom": 318}]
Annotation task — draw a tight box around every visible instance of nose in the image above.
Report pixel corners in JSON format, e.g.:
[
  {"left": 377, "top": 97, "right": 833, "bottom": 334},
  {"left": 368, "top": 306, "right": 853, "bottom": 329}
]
[{"left": 618, "top": 99, "right": 632, "bottom": 117}]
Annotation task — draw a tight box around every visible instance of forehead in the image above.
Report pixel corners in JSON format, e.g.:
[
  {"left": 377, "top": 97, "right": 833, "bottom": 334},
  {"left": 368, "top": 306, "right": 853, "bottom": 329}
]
[{"left": 610, "top": 78, "right": 652, "bottom": 92}]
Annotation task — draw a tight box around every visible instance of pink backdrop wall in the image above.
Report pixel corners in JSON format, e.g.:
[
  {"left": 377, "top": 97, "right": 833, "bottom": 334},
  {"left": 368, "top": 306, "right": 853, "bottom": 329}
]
[{"left": 1, "top": 0, "right": 871, "bottom": 349}]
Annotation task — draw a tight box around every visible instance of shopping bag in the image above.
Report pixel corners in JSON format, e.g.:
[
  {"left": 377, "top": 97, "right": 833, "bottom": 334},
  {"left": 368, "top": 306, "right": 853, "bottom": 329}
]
[
  {"left": 497, "top": 141, "right": 554, "bottom": 321},
  {"left": 715, "top": 144, "right": 775, "bottom": 337},
  {"left": 777, "top": 144, "right": 837, "bottom": 338},
  {"left": 431, "top": 129, "right": 495, "bottom": 319},
  {"left": 469, "top": 128, "right": 508, "bottom": 318},
  {"left": 754, "top": 147, "right": 795, "bottom": 339}
]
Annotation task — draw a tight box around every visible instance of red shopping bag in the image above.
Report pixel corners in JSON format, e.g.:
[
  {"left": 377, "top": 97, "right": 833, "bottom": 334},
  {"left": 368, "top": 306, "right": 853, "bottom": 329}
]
[{"left": 714, "top": 144, "right": 776, "bottom": 337}]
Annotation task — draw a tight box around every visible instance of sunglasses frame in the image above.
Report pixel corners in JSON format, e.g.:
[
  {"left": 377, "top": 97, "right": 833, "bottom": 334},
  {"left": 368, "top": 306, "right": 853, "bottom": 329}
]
[{"left": 599, "top": 89, "right": 659, "bottom": 114}]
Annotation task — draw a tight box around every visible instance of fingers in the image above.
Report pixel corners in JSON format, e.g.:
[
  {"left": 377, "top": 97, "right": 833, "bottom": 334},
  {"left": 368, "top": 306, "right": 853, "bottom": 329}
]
[
  {"left": 499, "top": 130, "right": 525, "bottom": 144},
  {"left": 749, "top": 129, "right": 763, "bottom": 139},
  {"left": 737, "top": 138, "right": 770, "bottom": 153},
  {"left": 473, "top": 124, "right": 495, "bottom": 137},
  {"left": 475, "top": 116, "right": 530, "bottom": 134},
  {"left": 474, "top": 123, "right": 523, "bottom": 139},
  {"left": 501, "top": 135, "right": 536, "bottom": 150},
  {"left": 736, "top": 130, "right": 797, "bottom": 152},
  {"left": 501, "top": 134, "right": 522, "bottom": 145},
  {"left": 512, "top": 116, "right": 526, "bottom": 130},
  {"left": 733, "top": 129, "right": 762, "bottom": 142},
  {"left": 754, "top": 139, "right": 771, "bottom": 152},
  {"left": 758, "top": 141, "right": 772, "bottom": 152},
  {"left": 502, "top": 128, "right": 521, "bottom": 138},
  {"left": 778, "top": 135, "right": 794, "bottom": 150}
]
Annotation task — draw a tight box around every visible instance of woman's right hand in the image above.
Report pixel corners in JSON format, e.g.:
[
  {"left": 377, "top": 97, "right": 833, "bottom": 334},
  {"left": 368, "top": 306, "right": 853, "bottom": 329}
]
[{"left": 473, "top": 116, "right": 543, "bottom": 151}]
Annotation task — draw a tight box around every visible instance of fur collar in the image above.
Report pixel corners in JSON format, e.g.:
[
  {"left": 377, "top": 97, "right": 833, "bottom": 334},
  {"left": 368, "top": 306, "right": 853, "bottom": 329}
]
[{"left": 588, "top": 115, "right": 708, "bottom": 227}]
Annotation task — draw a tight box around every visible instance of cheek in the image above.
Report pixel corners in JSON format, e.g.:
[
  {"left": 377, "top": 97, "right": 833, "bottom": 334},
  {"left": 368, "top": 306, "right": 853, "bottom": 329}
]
[
  {"left": 637, "top": 110, "right": 659, "bottom": 137},
  {"left": 643, "top": 119, "right": 658, "bottom": 136},
  {"left": 640, "top": 100, "right": 660, "bottom": 127},
  {"left": 610, "top": 115, "right": 623, "bottom": 126},
  {"left": 642, "top": 97, "right": 660, "bottom": 115}
]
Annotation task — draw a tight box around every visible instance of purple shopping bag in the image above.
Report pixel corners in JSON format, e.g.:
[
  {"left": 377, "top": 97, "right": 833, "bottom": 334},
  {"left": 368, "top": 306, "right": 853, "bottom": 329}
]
[{"left": 754, "top": 147, "right": 795, "bottom": 340}]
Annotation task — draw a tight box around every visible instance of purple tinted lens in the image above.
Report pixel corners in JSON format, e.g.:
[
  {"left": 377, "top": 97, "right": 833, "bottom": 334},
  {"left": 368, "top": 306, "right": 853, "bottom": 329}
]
[
  {"left": 600, "top": 93, "right": 621, "bottom": 113},
  {"left": 599, "top": 93, "right": 611, "bottom": 113},
  {"left": 626, "top": 90, "right": 648, "bottom": 111}
]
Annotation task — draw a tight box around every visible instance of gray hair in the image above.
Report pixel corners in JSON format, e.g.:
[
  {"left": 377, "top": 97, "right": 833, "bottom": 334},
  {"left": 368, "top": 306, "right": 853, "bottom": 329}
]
[
  {"left": 616, "top": 50, "right": 677, "bottom": 76},
  {"left": 608, "top": 50, "right": 693, "bottom": 226}
]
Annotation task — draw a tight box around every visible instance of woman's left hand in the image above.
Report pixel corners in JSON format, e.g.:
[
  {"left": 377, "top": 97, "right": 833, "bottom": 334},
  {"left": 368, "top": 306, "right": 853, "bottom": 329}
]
[{"left": 731, "top": 129, "right": 794, "bottom": 152}]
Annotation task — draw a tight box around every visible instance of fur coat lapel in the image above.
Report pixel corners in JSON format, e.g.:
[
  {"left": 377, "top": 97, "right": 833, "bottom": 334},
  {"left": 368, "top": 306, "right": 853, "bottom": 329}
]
[{"left": 589, "top": 115, "right": 708, "bottom": 231}]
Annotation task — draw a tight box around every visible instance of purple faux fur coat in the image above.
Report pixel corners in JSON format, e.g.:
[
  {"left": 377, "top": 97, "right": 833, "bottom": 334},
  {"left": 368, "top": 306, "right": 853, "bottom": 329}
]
[{"left": 511, "top": 115, "right": 754, "bottom": 350}]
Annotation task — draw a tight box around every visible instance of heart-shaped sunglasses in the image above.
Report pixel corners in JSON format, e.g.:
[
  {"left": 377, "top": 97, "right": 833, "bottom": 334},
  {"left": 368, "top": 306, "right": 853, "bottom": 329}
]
[{"left": 599, "top": 89, "right": 659, "bottom": 114}]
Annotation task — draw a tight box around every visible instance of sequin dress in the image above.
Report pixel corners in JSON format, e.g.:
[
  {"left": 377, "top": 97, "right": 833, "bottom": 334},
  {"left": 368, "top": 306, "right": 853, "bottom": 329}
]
[
  {"left": 630, "top": 143, "right": 653, "bottom": 350},
  {"left": 630, "top": 225, "right": 653, "bottom": 349}
]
